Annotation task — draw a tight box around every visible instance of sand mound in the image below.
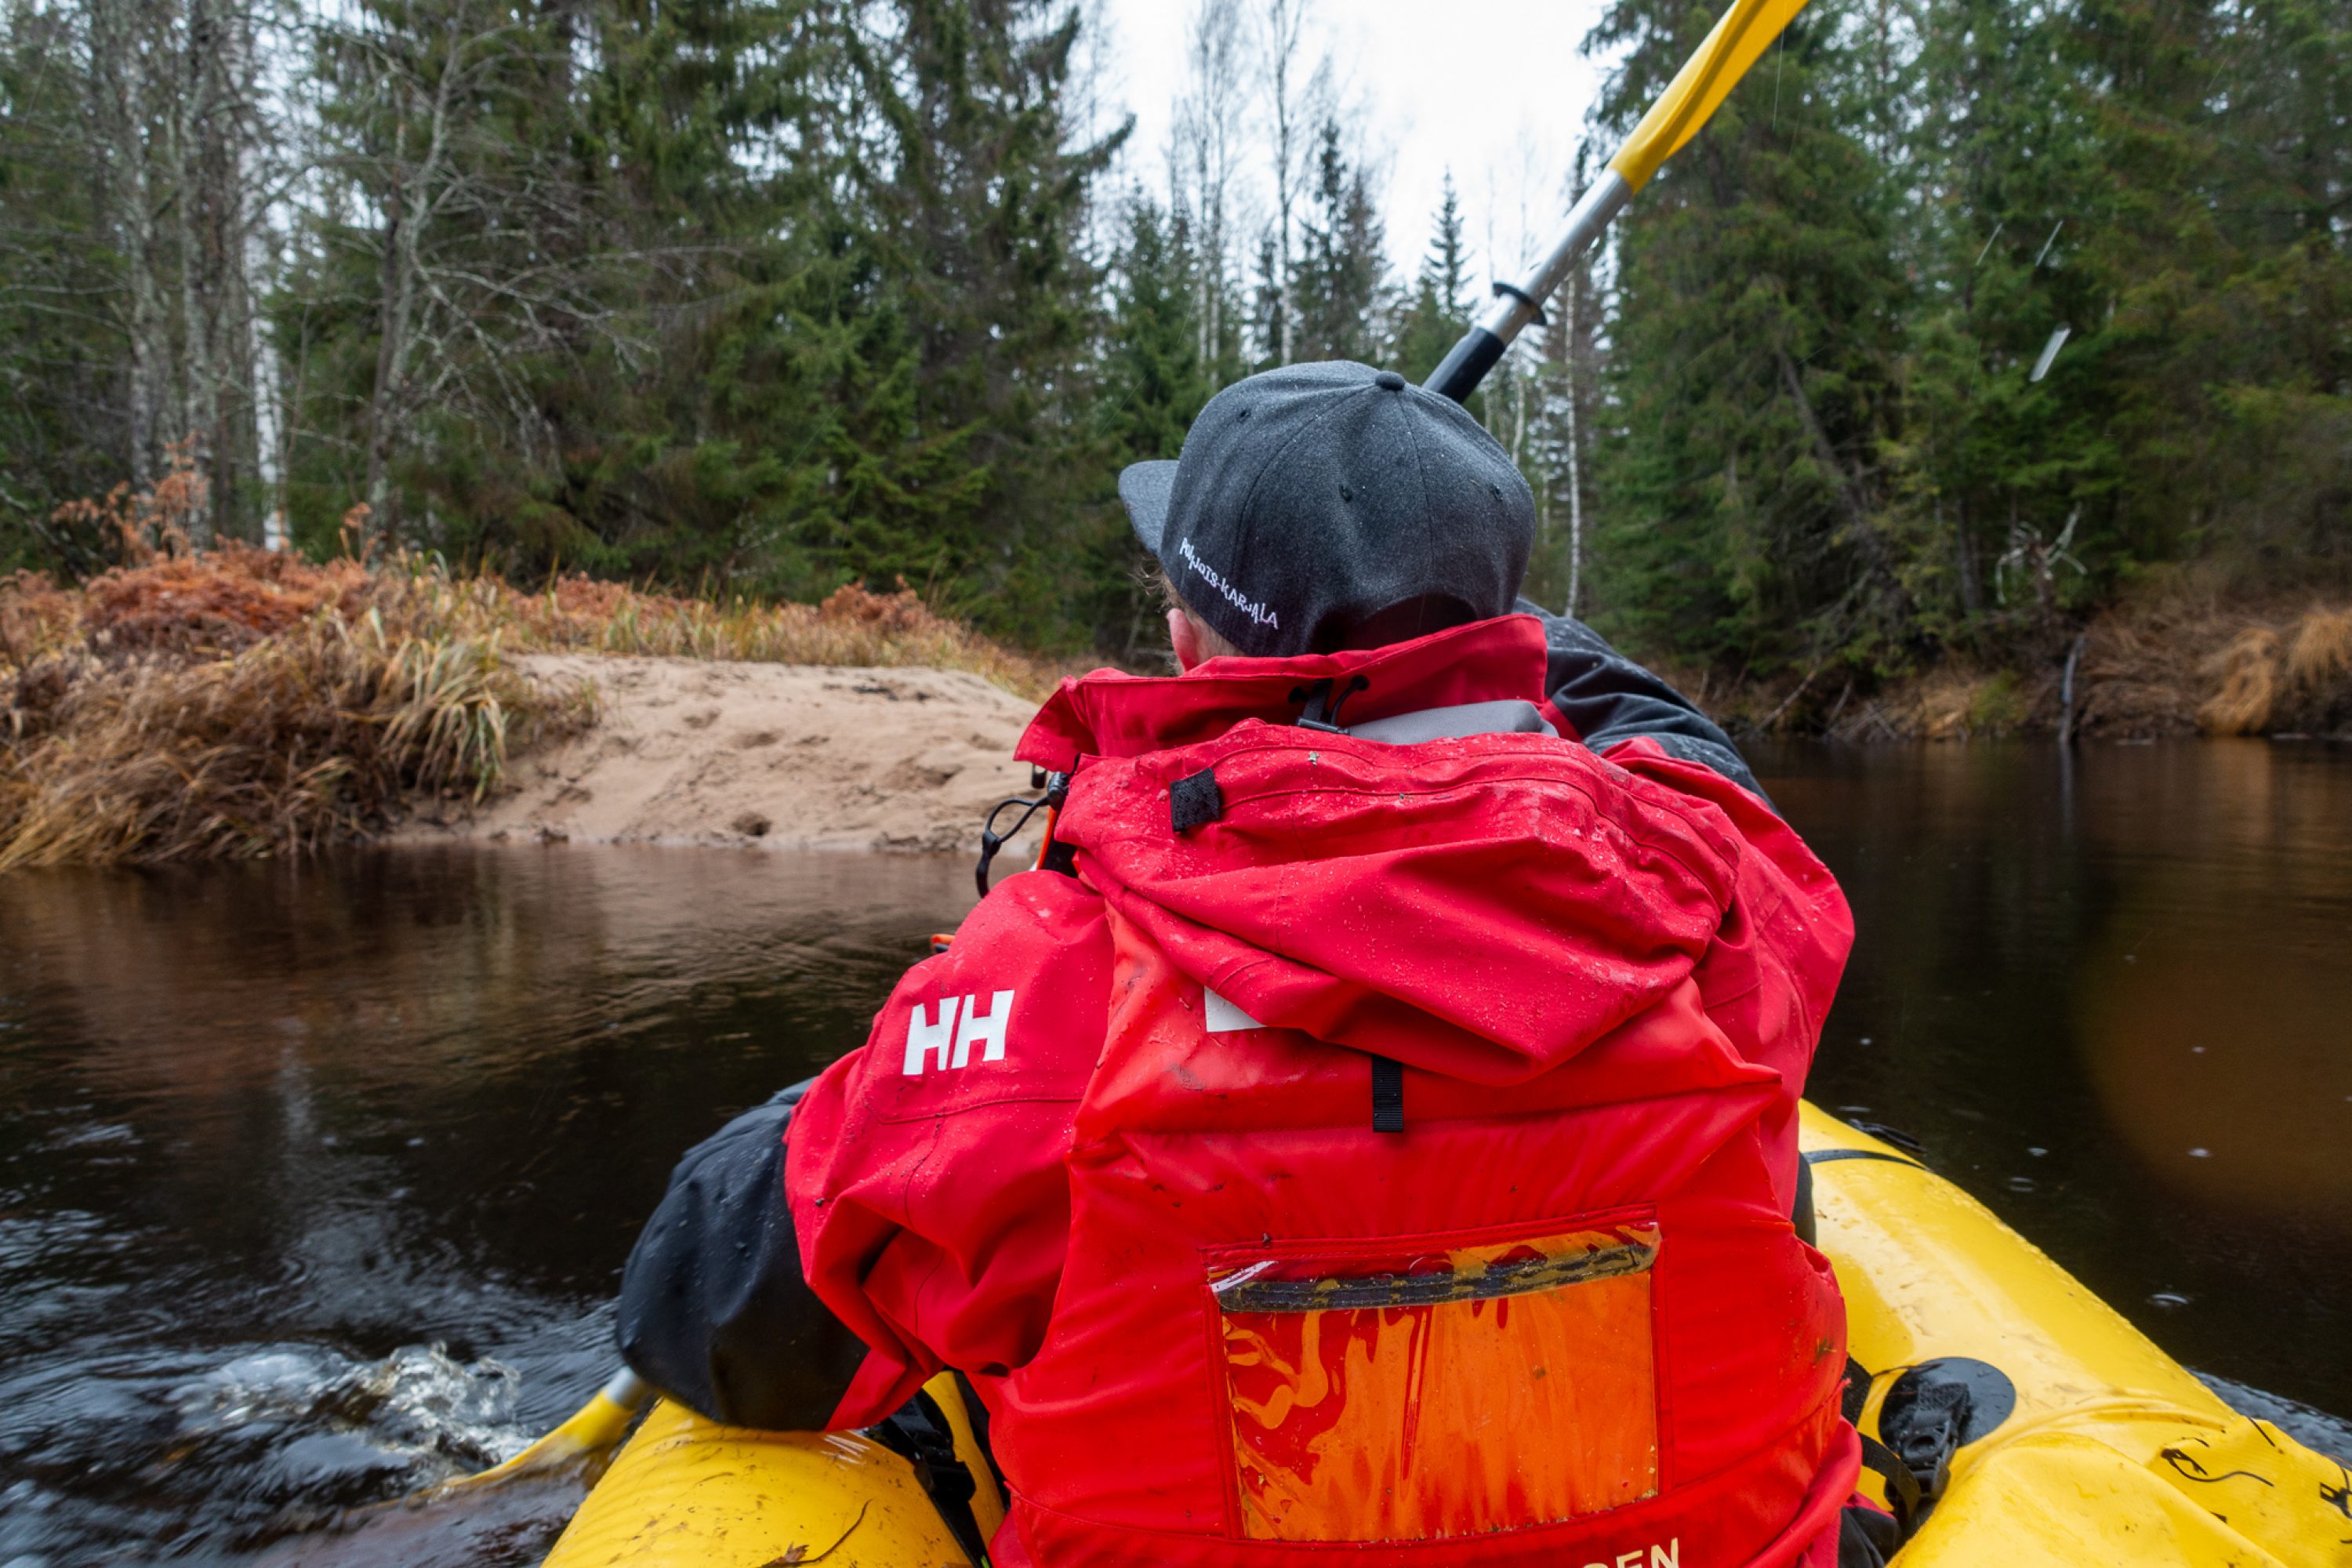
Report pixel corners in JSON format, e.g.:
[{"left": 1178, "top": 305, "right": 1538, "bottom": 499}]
[{"left": 413, "top": 655, "right": 1053, "bottom": 856}]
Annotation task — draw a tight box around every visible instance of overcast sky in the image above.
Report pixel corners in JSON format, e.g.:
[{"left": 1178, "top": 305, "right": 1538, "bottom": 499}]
[{"left": 1086, "top": 0, "right": 1616, "bottom": 289}]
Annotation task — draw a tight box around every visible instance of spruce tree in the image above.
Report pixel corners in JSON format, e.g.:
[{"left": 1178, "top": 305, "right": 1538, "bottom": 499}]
[
  {"left": 1586, "top": 0, "right": 1912, "bottom": 673},
  {"left": 1392, "top": 172, "right": 1488, "bottom": 423},
  {"left": 1102, "top": 192, "right": 1211, "bottom": 465},
  {"left": 1392, "top": 174, "right": 1471, "bottom": 379},
  {"left": 1290, "top": 114, "right": 1389, "bottom": 365},
  {"left": 837, "top": 0, "right": 1126, "bottom": 645}
]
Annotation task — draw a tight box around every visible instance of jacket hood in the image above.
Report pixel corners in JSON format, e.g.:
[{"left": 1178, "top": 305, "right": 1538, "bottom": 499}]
[
  {"left": 1016, "top": 615, "right": 1557, "bottom": 769},
  {"left": 1033, "top": 617, "right": 1746, "bottom": 1087}
]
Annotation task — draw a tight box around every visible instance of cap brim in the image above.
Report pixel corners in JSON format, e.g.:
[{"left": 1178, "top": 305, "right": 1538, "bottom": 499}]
[{"left": 1117, "top": 461, "right": 1179, "bottom": 559}]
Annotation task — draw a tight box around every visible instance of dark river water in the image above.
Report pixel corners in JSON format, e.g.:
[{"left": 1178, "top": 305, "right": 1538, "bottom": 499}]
[{"left": 1, "top": 739, "right": 2347, "bottom": 1563}]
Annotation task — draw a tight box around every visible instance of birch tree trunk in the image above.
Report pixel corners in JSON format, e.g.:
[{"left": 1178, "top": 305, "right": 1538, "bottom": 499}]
[
  {"left": 1261, "top": 0, "right": 1311, "bottom": 368},
  {"left": 1177, "top": 0, "right": 1243, "bottom": 378},
  {"left": 176, "top": 0, "right": 218, "bottom": 543},
  {"left": 1562, "top": 273, "right": 1584, "bottom": 618},
  {"left": 85, "top": 0, "right": 170, "bottom": 490}
]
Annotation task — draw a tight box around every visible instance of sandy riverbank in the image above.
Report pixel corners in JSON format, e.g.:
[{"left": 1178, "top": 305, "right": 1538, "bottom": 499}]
[{"left": 402, "top": 654, "right": 1050, "bottom": 855}]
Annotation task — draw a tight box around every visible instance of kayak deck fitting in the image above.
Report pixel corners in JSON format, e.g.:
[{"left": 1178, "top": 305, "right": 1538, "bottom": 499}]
[{"left": 538, "top": 1104, "right": 2350, "bottom": 1566}]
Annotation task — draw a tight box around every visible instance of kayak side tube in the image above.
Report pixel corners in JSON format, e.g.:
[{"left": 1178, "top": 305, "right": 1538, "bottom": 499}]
[
  {"left": 539, "top": 1373, "right": 999, "bottom": 1568},
  {"left": 1803, "top": 1105, "right": 2346, "bottom": 1566}
]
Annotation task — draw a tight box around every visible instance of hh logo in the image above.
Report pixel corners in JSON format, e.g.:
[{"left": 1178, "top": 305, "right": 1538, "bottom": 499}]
[{"left": 902, "top": 990, "right": 1016, "bottom": 1076}]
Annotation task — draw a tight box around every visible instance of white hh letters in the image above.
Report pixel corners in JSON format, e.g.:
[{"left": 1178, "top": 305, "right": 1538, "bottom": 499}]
[
  {"left": 903, "top": 990, "right": 1017, "bottom": 1076},
  {"left": 903, "top": 996, "right": 959, "bottom": 1076},
  {"left": 953, "top": 989, "right": 1016, "bottom": 1066}
]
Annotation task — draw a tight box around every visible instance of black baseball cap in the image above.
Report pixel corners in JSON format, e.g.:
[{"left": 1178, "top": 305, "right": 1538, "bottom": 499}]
[{"left": 1119, "top": 360, "right": 1535, "bottom": 659}]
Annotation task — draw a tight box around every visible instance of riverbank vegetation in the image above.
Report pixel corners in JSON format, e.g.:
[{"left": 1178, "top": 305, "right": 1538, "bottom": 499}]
[
  {"left": 0, "top": 0, "right": 2343, "bottom": 709},
  {"left": 4, "top": 530, "right": 2346, "bottom": 865},
  {"left": 1692, "top": 579, "right": 2352, "bottom": 740},
  {"left": 0, "top": 521, "right": 1051, "bottom": 866}
]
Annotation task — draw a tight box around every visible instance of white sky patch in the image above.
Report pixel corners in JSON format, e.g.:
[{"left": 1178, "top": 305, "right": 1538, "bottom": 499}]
[{"left": 1091, "top": 0, "right": 1614, "bottom": 292}]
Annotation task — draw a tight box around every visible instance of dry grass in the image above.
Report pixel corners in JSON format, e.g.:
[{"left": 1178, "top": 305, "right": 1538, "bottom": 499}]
[
  {"left": 2285, "top": 608, "right": 2352, "bottom": 691},
  {"left": 1, "top": 530, "right": 1058, "bottom": 866},
  {"left": 2187, "top": 607, "right": 2352, "bottom": 736},
  {"left": 2196, "top": 627, "right": 2285, "bottom": 735},
  {"left": 0, "top": 617, "right": 578, "bottom": 869},
  {"left": 373, "top": 563, "right": 1059, "bottom": 698}
]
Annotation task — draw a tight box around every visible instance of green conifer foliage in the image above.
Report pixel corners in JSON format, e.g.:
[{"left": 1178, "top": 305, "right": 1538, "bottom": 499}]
[
  {"left": 1392, "top": 172, "right": 1490, "bottom": 425},
  {"left": 0, "top": 1, "right": 121, "bottom": 569},
  {"left": 1588, "top": 0, "right": 1913, "bottom": 672},
  {"left": 1290, "top": 115, "right": 1389, "bottom": 365},
  {"left": 1087, "top": 190, "right": 1210, "bottom": 655},
  {"left": 1393, "top": 172, "right": 1471, "bottom": 383},
  {"left": 1103, "top": 193, "right": 1211, "bottom": 466}
]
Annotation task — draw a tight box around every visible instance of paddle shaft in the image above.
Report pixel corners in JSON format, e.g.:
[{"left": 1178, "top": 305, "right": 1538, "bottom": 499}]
[
  {"left": 1423, "top": 170, "right": 1630, "bottom": 404},
  {"left": 1423, "top": 0, "right": 1813, "bottom": 405}
]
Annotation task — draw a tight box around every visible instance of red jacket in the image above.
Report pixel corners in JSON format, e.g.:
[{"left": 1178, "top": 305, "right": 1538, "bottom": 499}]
[{"left": 788, "top": 615, "right": 1858, "bottom": 1566}]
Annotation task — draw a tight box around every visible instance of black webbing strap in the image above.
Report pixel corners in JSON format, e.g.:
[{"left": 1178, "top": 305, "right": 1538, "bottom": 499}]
[
  {"left": 1844, "top": 1356, "right": 1927, "bottom": 1537},
  {"left": 1290, "top": 674, "right": 1370, "bottom": 733},
  {"left": 1370, "top": 1055, "right": 1404, "bottom": 1133},
  {"left": 869, "top": 1388, "right": 991, "bottom": 1566},
  {"left": 1857, "top": 1429, "right": 1925, "bottom": 1532}
]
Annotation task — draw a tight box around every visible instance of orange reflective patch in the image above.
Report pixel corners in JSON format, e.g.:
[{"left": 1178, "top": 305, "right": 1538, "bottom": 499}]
[{"left": 1212, "top": 1224, "right": 1661, "bottom": 1543}]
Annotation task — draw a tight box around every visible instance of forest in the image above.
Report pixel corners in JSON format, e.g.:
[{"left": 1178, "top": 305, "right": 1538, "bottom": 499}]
[{"left": 0, "top": 0, "right": 2346, "bottom": 689}]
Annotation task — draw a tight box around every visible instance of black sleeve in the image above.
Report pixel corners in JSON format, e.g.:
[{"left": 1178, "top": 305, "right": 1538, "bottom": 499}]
[
  {"left": 1517, "top": 600, "right": 1769, "bottom": 805},
  {"left": 614, "top": 1080, "right": 869, "bottom": 1430}
]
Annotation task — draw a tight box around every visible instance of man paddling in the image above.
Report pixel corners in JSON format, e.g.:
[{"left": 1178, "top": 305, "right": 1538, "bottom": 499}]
[{"left": 619, "top": 360, "right": 1867, "bottom": 1566}]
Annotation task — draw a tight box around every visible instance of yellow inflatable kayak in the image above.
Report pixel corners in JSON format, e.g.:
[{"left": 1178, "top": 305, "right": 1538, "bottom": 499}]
[{"left": 540, "top": 1105, "right": 2350, "bottom": 1566}]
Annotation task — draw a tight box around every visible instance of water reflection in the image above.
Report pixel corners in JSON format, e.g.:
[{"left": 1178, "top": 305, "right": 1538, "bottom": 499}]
[
  {"left": 0, "top": 847, "right": 972, "bottom": 1565},
  {"left": 2072, "top": 744, "right": 2352, "bottom": 1219},
  {"left": 1757, "top": 739, "right": 2352, "bottom": 1421}
]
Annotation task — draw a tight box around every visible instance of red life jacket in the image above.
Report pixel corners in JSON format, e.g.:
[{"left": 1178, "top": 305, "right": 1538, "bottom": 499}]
[{"left": 794, "top": 616, "right": 1859, "bottom": 1567}]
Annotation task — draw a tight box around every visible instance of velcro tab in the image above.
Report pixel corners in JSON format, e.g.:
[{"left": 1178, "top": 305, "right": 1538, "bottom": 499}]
[
  {"left": 1170, "top": 766, "right": 1224, "bottom": 834},
  {"left": 1370, "top": 1055, "right": 1405, "bottom": 1132}
]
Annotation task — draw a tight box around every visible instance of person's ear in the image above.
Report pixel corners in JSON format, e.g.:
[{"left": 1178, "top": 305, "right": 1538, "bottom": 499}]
[{"left": 1168, "top": 606, "right": 1205, "bottom": 673}]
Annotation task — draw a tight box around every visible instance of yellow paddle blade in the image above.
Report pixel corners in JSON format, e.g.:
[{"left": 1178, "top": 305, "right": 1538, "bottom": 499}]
[
  {"left": 1608, "top": 0, "right": 1813, "bottom": 191},
  {"left": 434, "top": 1369, "right": 649, "bottom": 1494}
]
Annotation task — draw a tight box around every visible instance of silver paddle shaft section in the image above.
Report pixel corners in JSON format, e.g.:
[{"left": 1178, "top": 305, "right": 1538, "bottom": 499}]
[
  {"left": 604, "top": 1367, "right": 652, "bottom": 1410},
  {"left": 1481, "top": 168, "right": 1632, "bottom": 345},
  {"left": 1424, "top": 168, "right": 1633, "bottom": 405}
]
